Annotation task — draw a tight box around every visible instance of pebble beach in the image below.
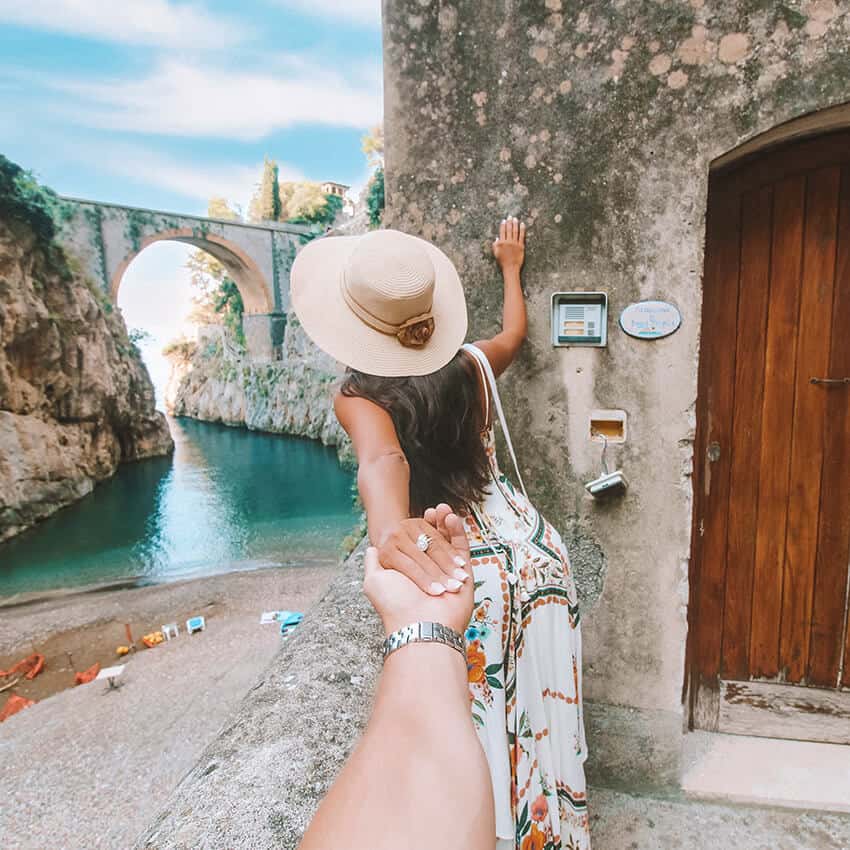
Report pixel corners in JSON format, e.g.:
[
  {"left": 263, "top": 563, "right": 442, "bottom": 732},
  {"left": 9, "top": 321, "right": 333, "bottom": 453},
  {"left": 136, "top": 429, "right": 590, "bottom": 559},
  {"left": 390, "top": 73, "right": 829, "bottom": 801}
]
[{"left": 0, "top": 564, "right": 337, "bottom": 850}]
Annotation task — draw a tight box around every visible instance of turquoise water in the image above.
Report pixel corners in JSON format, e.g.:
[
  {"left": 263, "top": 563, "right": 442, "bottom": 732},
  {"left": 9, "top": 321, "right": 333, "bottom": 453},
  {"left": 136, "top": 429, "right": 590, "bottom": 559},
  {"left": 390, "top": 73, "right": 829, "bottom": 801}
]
[{"left": 0, "top": 418, "right": 357, "bottom": 597}]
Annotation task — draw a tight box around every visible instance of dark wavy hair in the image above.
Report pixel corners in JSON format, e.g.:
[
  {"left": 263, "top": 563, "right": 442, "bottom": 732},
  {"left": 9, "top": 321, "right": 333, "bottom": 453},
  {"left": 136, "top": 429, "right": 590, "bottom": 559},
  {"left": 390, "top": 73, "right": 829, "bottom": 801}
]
[{"left": 340, "top": 350, "right": 491, "bottom": 516}]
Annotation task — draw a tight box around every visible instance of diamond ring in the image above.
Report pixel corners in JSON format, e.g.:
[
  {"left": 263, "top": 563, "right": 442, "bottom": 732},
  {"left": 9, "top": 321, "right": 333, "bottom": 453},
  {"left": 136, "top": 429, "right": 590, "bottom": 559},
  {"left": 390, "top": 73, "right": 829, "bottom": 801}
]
[{"left": 416, "top": 533, "right": 432, "bottom": 552}]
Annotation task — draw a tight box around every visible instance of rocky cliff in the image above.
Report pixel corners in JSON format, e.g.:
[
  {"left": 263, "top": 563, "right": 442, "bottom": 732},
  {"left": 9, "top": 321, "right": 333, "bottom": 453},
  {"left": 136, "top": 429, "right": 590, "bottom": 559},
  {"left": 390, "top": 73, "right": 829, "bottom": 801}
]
[
  {"left": 0, "top": 156, "right": 173, "bottom": 542},
  {"left": 166, "top": 319, "right": 351, "bottom": 462}
]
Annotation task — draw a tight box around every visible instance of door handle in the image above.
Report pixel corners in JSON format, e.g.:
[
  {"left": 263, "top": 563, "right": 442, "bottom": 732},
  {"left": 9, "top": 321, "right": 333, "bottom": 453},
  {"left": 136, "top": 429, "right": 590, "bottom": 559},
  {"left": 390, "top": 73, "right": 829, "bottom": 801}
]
[{"left": 810, "top": 377, "right": 850, "bottom": 386}]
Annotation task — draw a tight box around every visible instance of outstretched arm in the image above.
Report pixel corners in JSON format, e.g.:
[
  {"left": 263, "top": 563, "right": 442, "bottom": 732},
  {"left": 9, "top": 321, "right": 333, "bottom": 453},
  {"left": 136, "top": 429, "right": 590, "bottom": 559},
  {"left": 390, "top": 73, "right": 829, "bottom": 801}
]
[
  {"left": 335, "top": 393, "right": 470, "bottom": 596},
  {"left": 474, "top": 216, "right": 527, "bottom": 377},
  {"left": 299, "top": 518, "right": 494, "bottom": 850}
]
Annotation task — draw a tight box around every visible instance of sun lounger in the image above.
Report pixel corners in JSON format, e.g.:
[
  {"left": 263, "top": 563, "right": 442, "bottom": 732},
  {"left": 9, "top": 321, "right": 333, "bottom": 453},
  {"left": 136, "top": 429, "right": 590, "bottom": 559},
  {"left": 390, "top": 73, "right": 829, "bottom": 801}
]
[
  {"left": 96, "top": 664, "right": 126, "bottom": 690},
  {"left": 279, "top": 611, "right": 303, "bottom": 637},
  {"left": 186, "top": 616, "right": 206, "bottom": 635},
  {"left": 260, "top": 610, "right": 303, "bottom": 626},
  {"left": 162, "top": 623, "right": 179, "bottom": 640}
]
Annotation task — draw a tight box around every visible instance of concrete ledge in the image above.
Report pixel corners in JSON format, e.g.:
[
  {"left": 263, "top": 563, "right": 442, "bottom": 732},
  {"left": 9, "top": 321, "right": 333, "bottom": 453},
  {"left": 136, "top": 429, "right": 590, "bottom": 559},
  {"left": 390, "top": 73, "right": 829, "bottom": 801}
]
[
  {"left": 134, "top": 542, "right": 382, "bottom": 850},
  {"left": 589, "top": 786, "right": 850, "bottom": 849},
  {"left": 584, "top": 701, "right": 684, "bottom": 793},
  {"left": 682, "top": 731, "right": 850, "bottom": 814}
]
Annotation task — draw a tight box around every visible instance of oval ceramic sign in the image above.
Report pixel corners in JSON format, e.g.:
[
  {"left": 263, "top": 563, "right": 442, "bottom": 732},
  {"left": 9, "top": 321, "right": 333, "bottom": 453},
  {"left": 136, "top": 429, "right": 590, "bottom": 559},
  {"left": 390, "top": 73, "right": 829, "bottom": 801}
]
[{"left": 620, "top": 300, "right": 681, "bottom": 340}]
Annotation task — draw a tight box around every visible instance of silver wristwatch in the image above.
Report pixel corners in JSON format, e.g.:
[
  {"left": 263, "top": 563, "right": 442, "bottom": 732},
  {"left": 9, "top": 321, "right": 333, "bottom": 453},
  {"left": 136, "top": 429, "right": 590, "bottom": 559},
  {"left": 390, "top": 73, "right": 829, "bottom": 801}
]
[{"left": 382, "top": 621, "right": 466, "bottom": 661}]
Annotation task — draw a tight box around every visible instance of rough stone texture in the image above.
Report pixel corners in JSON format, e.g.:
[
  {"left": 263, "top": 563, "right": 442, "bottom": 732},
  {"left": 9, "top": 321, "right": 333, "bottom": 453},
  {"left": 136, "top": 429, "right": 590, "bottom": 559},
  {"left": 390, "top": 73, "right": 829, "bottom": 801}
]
[
  {"left": 133, "top": 542, "right": 381, "bottom": 850},
  {"left": 383, "top": 0, "right": 850, "bottom": 786},
  {"left": 166, "top": 321, "right": 351, "bottom": 461},
  {"left": 0, "top": 217, "right": 172, "bottom": 541},
  {"left": 583, "top": 701, "right": 683, "bottom": 792},
  {"left": 587, "top": 788, "right": 850, "bottom": 850}
]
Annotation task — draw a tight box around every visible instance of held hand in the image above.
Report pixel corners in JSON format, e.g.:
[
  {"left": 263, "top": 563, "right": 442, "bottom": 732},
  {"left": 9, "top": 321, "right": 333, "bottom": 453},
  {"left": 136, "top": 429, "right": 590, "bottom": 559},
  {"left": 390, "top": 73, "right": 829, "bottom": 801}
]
[
  {"left": 364, "top": 512, "right": 473, "bottom": 635},
  {"left": 377, "top": 514, "right": 470, "bottom": 596},
  {"left": 492, "top": 216, "right": 526, "bottom": 274},
  {"left": 423, "top": 502, "right": 454, "bottom": 541}
]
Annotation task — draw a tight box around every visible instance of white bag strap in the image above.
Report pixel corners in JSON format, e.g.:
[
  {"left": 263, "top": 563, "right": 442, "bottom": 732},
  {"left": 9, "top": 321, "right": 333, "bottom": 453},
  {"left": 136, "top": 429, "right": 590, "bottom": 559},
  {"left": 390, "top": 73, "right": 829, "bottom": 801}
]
[{"left": 462, "top": 343, "right": 528, "bottom": 498}]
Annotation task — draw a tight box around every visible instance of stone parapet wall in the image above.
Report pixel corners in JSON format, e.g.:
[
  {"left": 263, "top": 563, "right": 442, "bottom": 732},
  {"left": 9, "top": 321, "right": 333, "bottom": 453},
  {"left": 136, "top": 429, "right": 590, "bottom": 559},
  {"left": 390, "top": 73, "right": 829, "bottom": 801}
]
[{"left": 134, "top": 542, "right": 381, "bottom": 850}]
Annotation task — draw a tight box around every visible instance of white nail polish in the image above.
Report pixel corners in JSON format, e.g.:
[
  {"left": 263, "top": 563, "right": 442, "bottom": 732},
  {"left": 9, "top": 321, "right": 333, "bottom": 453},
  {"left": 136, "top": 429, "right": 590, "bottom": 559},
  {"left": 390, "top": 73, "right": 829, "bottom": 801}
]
[
  {"left": 430, "top": 582, "right": 447, "bottom": 595},
  {"left": 453, "top": 569, "right": 469, "bottom": 582},
  {"left": 453, "top": 556, "right": 467, "bottom": 567},
  {"left": 446, "top": 578, "right": 463, "bottom": 591}
]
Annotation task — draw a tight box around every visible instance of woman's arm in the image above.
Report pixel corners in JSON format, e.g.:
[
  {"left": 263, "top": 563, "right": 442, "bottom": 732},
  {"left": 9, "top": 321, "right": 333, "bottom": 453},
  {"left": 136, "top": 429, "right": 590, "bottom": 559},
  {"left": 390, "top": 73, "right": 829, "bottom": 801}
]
[
  {"left": 299, "top": 523, "right": 495, "bottom": 850},
  {"left": 335, "top": 393, "right": 470, "bottom": 596},
  {"left": 335, "top": 393, "right": 410, "bottom": 546},
  {"left": 474, "top": 216, "right": 527, "bottom": 377}
]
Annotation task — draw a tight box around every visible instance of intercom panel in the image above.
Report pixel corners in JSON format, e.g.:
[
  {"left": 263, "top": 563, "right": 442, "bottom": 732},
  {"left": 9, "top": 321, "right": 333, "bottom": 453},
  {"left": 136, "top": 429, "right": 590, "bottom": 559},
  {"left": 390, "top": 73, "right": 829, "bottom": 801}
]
[{"left": 551, "top": 292, "right": 608, "bottom": 347}]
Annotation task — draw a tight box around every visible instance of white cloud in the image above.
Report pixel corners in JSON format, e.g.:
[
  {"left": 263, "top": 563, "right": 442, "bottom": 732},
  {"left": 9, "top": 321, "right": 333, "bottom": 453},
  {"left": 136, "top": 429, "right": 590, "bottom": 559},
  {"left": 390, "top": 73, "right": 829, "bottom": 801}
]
[
  {"left": 274, "top": 0, "right": 381, "bottom": 27},
  {"left": 0, "top": 0, "right": 249, "bottom": 48},
  {"left": 104, "top": 152, "right": 264, "bottom": 212},
  {"left": 66, "top": 142, "right": 302, "bottom": 211},
  {"left": 50, "top": 58, "right": 382, "bottom": 140}
]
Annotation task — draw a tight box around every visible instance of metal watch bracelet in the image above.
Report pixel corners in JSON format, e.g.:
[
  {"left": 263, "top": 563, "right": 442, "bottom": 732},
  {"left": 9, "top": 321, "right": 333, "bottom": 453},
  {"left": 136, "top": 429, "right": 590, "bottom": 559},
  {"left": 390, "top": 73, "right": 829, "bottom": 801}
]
[{"left": 382, "top": 621, "right": 466, "bottom": 661}]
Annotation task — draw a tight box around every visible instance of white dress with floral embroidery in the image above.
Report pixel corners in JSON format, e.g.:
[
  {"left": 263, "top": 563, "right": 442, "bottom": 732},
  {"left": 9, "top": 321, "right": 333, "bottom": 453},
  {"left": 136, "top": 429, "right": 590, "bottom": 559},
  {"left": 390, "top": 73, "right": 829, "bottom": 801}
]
[{"left": 461, "top": 344, "right": 590, "bottom": 850}]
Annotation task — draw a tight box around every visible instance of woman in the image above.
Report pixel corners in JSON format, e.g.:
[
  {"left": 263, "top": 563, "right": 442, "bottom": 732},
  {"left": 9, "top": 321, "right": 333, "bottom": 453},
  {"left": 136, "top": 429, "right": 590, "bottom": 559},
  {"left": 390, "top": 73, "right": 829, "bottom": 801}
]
[{"left": 291, "top": 218, "right": 590, "bottom": 850}]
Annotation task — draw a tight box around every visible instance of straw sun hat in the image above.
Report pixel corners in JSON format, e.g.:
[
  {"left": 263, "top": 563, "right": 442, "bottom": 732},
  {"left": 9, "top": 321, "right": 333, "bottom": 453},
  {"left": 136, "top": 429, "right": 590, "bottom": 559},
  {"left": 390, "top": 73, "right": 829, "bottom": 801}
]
[{"left": 290, "top": 229, "right": 468, "bottom": 377}]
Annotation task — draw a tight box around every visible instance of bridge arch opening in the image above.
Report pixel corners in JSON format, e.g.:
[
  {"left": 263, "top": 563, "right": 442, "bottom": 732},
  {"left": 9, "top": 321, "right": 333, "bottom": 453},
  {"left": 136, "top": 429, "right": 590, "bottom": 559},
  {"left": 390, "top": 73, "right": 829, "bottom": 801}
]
[{"left": 109, "top": 227, "right": 274, "bottom": 315}]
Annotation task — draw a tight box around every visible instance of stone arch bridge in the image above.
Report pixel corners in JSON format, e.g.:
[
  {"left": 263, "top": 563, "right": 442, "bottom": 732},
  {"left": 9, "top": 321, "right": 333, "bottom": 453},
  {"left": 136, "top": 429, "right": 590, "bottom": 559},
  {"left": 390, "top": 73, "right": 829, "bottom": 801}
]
[{"left": 55, "top": 197, "right": 311, "bottom": 360}]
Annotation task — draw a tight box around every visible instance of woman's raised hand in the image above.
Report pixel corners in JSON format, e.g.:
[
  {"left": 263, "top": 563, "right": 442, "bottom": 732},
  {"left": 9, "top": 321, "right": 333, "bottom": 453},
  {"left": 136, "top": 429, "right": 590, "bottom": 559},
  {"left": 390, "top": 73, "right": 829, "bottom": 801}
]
[
  {"left": 492, "top": 216, "right": 526, "bottom": 273},
  {"left": 376, "top": 504, "right": 471, "bottom": 596}
]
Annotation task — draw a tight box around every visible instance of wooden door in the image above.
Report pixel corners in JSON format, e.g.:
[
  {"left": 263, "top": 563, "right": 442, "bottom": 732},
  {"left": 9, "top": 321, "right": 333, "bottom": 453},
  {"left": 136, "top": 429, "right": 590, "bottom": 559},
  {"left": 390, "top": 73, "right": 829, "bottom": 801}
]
[{"left": 688, "top": 131, "right": 850, "bottom": 744}]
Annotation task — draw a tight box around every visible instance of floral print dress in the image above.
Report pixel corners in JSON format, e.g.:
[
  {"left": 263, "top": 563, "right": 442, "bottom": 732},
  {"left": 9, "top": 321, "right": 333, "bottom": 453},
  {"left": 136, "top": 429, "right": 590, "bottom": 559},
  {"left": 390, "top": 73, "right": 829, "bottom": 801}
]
[{"left": 461, "top": 344, "right": 590, "bottom": 850}]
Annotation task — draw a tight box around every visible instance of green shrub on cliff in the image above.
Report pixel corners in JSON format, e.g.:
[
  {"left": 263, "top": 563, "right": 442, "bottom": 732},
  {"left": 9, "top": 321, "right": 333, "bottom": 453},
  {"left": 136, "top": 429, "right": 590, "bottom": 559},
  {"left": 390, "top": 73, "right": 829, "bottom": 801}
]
[
  {"left": 247, "top": 161, "right": 342, "bottom": 229},
  {"left": 213, "top": 278, "right": 246, "bottom": 345},
  {"left": 0, "top": 154, "right": 62, "bottom": 242}
]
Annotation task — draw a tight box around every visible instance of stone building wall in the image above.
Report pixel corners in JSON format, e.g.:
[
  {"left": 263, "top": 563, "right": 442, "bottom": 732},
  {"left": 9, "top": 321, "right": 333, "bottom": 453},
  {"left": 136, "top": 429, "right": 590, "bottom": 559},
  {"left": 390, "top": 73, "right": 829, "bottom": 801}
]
[{"left": 383, "top": 0, "right": 850, "bottom": 785}]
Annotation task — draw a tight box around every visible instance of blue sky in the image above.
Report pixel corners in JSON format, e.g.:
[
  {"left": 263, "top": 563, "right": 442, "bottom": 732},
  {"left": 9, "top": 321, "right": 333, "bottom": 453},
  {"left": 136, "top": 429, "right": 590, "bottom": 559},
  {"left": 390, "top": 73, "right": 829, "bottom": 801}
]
[
  {"left": 0, "top": 0, "right": 383, "bottom": 406},
  {"left": 0, "top": 0, "right": 383, "bottom": 212}
]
